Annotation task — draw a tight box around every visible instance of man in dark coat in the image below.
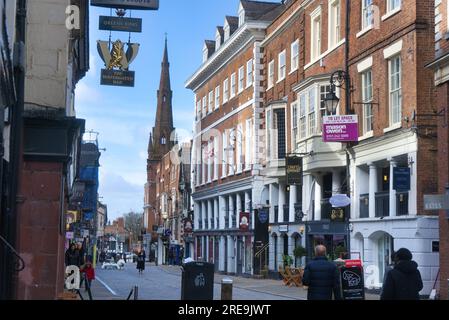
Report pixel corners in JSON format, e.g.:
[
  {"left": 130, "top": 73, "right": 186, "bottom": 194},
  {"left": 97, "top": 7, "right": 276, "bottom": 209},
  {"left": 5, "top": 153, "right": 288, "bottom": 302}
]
[
  {"left": 302, "top": 245, "right": 341, "bottom": 300},
  {"left": 65, "top": 243, "right": 81, "bottom": 267},
  {"left": 380, "top": 248, "right": 423, "bottom": 300}
]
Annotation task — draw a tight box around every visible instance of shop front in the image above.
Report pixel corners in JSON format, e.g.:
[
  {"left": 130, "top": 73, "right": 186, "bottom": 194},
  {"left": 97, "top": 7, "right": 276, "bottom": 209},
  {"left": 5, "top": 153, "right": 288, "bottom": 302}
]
[{"left": 306, "top": 221, "right": 349, "bottom": 261}]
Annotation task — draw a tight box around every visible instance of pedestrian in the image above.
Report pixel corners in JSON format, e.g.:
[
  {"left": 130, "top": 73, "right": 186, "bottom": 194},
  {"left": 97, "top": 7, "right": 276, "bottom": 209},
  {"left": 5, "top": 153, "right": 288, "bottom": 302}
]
[
  {"left": 380, "top": 248, "right": 423, "bottom": 300},
  {"left": 123, "top": 253, "right": 127, "bottom": 263},
  {"left": 380, "top": 250, "right": 397, "bottom": 295},
  {"left": 80, "top": 260, "right": 95, "bottom": 292},
  {"left": 65, "top": 243, "right": 81, "bottom": 267},
  {"left": 302, "top": 245, "right": 341, "bottom": 300},
  {"left": 136, "top": 250, "right": 145, "bottom": 274}
]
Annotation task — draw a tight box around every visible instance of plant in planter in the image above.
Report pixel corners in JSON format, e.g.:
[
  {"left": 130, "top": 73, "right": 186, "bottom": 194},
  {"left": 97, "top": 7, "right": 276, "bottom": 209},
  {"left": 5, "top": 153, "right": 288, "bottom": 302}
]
[
  {"left": 293, "top": 245, "right": 307, "bottom": 268},
  {"left": 282, "top": 254, "right": 293, "bottom": 267}
]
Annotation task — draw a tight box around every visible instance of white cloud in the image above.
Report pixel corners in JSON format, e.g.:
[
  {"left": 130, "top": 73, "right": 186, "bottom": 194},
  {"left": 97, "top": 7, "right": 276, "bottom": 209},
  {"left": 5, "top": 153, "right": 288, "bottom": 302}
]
[{"left": 75, "top": 81, "right": 102, "bottom": 104}]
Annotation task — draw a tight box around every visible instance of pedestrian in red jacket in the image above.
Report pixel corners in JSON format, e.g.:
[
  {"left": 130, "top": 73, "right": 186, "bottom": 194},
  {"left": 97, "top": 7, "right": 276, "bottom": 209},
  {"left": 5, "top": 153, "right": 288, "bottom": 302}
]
[{"left": 81, "top": 261, "right": 95, "bottom": 291}]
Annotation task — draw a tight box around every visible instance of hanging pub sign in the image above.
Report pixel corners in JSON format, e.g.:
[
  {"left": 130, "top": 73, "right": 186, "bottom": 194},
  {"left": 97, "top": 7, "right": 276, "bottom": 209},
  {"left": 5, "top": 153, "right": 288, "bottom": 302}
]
[
  {"left": 286, "top": 156, "right": 303, "bottom": 185},
  {"left": 99, "top": 16, "right": 142, "bottom": 33},
  {"left": 98, "top": 39, "right": 139, "bottom": 87},
  {"left": 239, "top": 212, "right": 250, "bottom": 231},
  {"left": 91, "top": 0, "right": 159, "bottom": 10},
  {"left": 393, "top": 167, "right": 411, "bottom": 191}
]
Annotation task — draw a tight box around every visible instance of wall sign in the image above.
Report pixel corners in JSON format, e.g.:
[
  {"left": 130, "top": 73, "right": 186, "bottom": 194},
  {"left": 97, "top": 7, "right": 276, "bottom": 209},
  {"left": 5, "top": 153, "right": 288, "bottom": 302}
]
[
  {"left": 91, "top": 0, "right": 159, "bottom": 10},
  {"left": 393, "top": 167, "right": 410, "bottom": 191},
  {"left": 99, "top": 16, "right": 142, "bottom": 33},
  {"left": 323, "top": 115, "right": 359, "bottom": 142},
  {"left": 286, "top": 156, "right": 303, "bottom": 185}
]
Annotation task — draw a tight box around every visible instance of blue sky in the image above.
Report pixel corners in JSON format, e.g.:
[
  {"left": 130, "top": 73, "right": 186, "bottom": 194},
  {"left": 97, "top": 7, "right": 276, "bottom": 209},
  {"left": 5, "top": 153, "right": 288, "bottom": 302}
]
[{"left": 75, "top": 1, "right": 261, "bottom": 221}]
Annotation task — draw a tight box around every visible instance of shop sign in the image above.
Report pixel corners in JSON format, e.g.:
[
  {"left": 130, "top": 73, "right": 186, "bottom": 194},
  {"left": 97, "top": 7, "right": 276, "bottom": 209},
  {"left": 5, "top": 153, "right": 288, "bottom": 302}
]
[
  {"left": 393, "top": 167, "right": 410, "bottom": 191},
  {"left": 323, "top": 115, "right": 359, "bottom": 142},
  {"left": 340, "top": 265, "right": 365, "bottom": 300},
  {"left": 330, "top": 208, "right": 345, "bottom": 222},
  {"left": 99, "top": 16, "right": 142, "bottom": 33},
  {"left": 239, "top": 212, "right": 250, "bottom": 231},
  {"left": 286, "top": 156, "right": 303, "bottom": 185},
  {"left": 279, "top": 225, "right": 288, "bottom": 232},
  {"left": 258, "top": 209, "right": 268, "bottom": 224},
  {"left": 329, "top": 194, "right": 351, "bottom": 207},
  {"left": 91, "top": 0, "right": 159, "bottom": 10}
]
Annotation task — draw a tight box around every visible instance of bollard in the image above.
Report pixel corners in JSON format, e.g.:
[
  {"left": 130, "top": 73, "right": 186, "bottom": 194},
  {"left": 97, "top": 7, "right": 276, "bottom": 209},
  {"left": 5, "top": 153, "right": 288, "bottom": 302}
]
[
  {"left": 133, "top": 285, "right": 139, "bottom": 300},
  {"left": 221, "top": 278, "right": 233, "bottom": 300}
]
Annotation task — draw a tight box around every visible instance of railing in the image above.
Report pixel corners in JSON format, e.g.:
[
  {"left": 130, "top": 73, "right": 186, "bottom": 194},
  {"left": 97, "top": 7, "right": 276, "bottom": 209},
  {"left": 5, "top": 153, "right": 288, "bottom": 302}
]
[
  {"left": 283, "top": 205, "right": 289, "bottom": 223},
  {"left": 199, "top": 221, "right": 203, "bottom": 230},
  {"left": 375, "top": 191, "right": 389, "bottom": 217},
  {"left": 0, "top": 234, "right": 25, "bottom": 272},
  {"left": 255, "top": 243, "right": 269, "bottom": 277},
  {"left": 397, "top": 191, "right": 409, "bottom": 216},
  {"left": 224, "top": 216, "right": 229, "bottom": 228},
  {"left": 232, "top": 215, "right": 236, "bottom": 228},
  {"left": 210, "top": 218, "right": 214, "bottom": 229},
  {"left": 204, "top": 219, "right": 209, "bottom": 229},
  {"left": 274, "top": 206, "right": 279, "bottom": 223},
  {"left": 294, "top": 203, "right": 303, "bottom": 222},
  {"left": 359, "top": 194, "right": 369, "bottom": 218}
]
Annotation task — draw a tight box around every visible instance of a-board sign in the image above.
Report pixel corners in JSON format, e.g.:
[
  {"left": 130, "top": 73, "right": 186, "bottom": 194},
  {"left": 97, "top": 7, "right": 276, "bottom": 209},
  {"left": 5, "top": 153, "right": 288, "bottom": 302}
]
[{"left": 340, "top": 265, "right": 365, "bottom": 300}]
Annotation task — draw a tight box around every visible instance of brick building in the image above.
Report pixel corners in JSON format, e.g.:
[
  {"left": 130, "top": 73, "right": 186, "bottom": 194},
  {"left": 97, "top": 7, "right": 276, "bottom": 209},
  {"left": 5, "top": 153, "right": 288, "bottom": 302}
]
[
  {"left": 427, "top": 0, "right": 449, "bottom": 300},
  {"left": 186, "top": 0, "right": 285, "bottom": 275}
]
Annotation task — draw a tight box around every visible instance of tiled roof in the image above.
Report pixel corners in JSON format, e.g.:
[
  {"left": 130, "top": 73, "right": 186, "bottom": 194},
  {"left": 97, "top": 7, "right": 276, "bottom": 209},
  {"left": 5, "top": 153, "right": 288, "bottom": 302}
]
[{"left": 241, "top": 0, "right": 283, "bottom": 21}]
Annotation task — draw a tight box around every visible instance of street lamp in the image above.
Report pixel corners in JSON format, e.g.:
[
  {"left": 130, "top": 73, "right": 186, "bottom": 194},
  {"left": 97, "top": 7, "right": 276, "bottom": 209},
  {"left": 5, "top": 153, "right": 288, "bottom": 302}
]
[{"left": 324, "top": 90, "right": 339, "bottom": 115}]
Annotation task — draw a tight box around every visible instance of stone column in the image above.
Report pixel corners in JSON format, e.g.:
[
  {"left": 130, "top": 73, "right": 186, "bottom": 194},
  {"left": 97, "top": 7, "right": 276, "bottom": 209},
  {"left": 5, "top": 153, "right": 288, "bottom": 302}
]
[
  {"left": 314, "top": 175, "right": 322, "bottom": 221},
  {"left": 207, "top": 200, "right": 213, "bottom": 230},
  {"left": 278, "top": 183, "right": 286, "bottom": 223},
  {"left": 201, "top": 201, "right": 206, "bottom": 230},
  {"left": 194, "top": 200, "right": 200, "bottom": 230},
  {"left": 269, "top": 184, "right": 278, "bottom": 223},
  {"left": 289, "top": 185, "right": 297, "bottom": 223},
  {"left": 228, "top": 195, "right": 234, "bottom": 229},
  {"left": 368, "top": 162, "right": 378, "bottom": 218},
  {"left": 389, "top": 159, "right": 397, "bottom": 217},
  {"left": 227, "top": 235, "right": 235, "bottom": 273},
  {"left": 236, "top": 193, "right": 242, "bottom": 227},
  {"left": 219, "top": 195, "right": 225, "bottom": 229},
  {"left": 214, "top": 197, "right": 219, "bottom": 230},
  {"left": 245, "top": 191, "right": 252, "bottom": 229},
  {"left": 219, "top": 236, "right": 226, "bottom": 271}
]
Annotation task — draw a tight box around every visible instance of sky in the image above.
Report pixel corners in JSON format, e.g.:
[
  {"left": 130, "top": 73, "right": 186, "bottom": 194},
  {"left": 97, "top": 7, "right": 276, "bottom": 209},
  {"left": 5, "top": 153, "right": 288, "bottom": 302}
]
[{"left": 75, "top": 0, "right": 266, "bottom": 222}]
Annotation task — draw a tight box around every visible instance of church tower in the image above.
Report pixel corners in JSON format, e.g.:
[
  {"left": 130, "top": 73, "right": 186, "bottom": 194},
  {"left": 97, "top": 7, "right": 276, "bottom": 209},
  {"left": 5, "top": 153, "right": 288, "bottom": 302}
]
[{"left": 145, "top": 38, "right": 175, "bottom": 241}]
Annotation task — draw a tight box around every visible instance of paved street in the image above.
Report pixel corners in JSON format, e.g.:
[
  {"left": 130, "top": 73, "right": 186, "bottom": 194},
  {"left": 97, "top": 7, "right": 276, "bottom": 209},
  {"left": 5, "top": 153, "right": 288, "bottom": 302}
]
[{"left": 87, "top": 262, "right": 380, "bottom": 300}]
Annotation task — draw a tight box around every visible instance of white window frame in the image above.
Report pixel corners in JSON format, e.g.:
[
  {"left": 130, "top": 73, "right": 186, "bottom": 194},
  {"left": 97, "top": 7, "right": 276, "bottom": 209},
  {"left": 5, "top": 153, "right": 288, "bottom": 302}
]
[
  {"left": 236, "top": 124, "right": 243, "bottom": 173},
  {"left": 361, "top": 69, "right": 373, "bottom": 135},
  {"left": 215, "top": 31, "right": 221, "bottom": 50},
  {"left": 328, "top": 0, "right": 341, "bottom": 49},
  {"left": 213, "top": 138, "right": 219, "bottom": 181},
  {"left": 228, "top": 129, "right": 235, "bottom": 175},
  {"left": 207, "top": 140, "right": 212, "bottom": 183},
  {"left": 245, "top": 119, "right": 252, "bottom": 171},
  {"left": 361, "top": 0, "right": 374, "bottom": 31},
  {"left": 208, "top": 91, "right": 214, "bottom": 113},
  {"left": 222, "top": 131, "right": 228, "bottom": 177},
  {"left": 290, "top": 40, "right": 299, "bottom": 73},
  {"left": 196, "top": 100, "right": 201, "bottom": 119},
  {"left": 231, "top": 73, "right": 236, "bottom": 98},
  {"left": 268, "top": 60, "right": 275, "bottom": 89},
  {"left": 278, "top": 50, "right": 286, "bottom": 82},
  {"left": 238, "top": 66, "right": 245, "bottom": 93},
  {"left": 246, "top": 59, "right": 253, "bottom": 88},
  {"left": 291, "top": 101, "right": 298, "bottom": 150},
  {"left": 387, "top": 0, "right": 401, "bottom": 13},
  {"left": 223, "top": 78, "right": 229, "bottom": 103},
  {"left": 299, "top": 93, "right": 307, "bottom": 140},
  {"left": 265, "top": 105, "right": 287, "bottom": 161},
  {"left": 202, "top": 96, "right": 207, "bottom": 118},
  {"left": 310, "top": 7, "right": 322, "bottom": 61},
  {"left": 388, "top": 55, "right": 402, "bottom": 126},
  {"left": 215, "top": 85, "right": 220, "bottom": 110}
]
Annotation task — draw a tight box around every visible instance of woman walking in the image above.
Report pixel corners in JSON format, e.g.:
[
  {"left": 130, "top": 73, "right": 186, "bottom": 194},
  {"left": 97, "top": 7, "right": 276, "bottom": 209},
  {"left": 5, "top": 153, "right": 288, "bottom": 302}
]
[{"left": 136, "top": 250, "right": 145, "bottom": 275}]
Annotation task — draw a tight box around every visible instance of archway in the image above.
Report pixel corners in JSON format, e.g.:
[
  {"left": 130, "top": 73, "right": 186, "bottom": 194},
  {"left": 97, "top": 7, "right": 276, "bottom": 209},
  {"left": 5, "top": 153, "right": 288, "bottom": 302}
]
[
  {"left": 368, "top": 231, "right": 394, "bottom": 287},
  {"left": 353, "top": 232, "right": 364, "bottom": 262}
]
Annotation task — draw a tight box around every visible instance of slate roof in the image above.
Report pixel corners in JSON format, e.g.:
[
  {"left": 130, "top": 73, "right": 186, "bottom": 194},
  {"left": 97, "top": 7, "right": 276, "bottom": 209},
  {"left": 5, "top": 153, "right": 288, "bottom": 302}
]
[{"left": 240, "top": 0, "right": 283, "bottom": 21}]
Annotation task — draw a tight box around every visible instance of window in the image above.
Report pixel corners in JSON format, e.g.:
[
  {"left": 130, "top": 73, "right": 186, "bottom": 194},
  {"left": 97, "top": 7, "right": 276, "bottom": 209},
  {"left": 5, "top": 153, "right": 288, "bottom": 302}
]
[
  {"left": 278, "top": 50, "right": 286, "bottom": 81},
  {"left": 223, "top": 78, "right": 229, "bottom": 103},
  {"left": 231, "top": 73, "right": 236, "bottom": 98},
  {"left": 318, "top": 85, "right": 331, "bottom": 132},
  {"left": 208, "top": 91, "right": 214, "bottom": 113},
  {"left": 215, "top": 86, "right": 220, "bottom": 109},
  {"left": 291, "top": 102, "right": 298, "bottom": 149},
  {"left": 203, "top": 47, "right": 208, "bottom": 63},
  {"left": 228, "top": 130, "right": 235, "bottom": 175},
  {"left": 245, "top": 119, "right": 252, "bottom": 170},
  {"left": 161, "top": 136, "right": 166, "bottom": 145},
  {"left": 329, "top": 0, "right": 341, "bottom": 48},
  {"left": 196, "top": 100, "right": 201, "bottom": 118},
  {"left": 222, "top": 131, "right": 228, "bottom": 177},
  {"left": 213, "top": 138, "right": 219, "bottom": 180},
  {"left": 362, "top": 69, "right": 373, "bottom": 134},
  {"left": 224, "top": 23, "right": 230, "bottom": 41},
  {"left": 291, "top": 40, "right": 299, "bottom": 72},
  {"left": 387, "top": 0, "right": 401, "bottom": 13},
  {"left": 299, "top": 93, "right": 307, "bottom": 139},
  {"left": 308, "top": 88, "right": 316, "bottom": 136},
  {"left": 389, "top": 55, "right": 402, "bottom": 125},
  {"left": 202, "top": 96, "right": 207, "bottom": 118},
  {"left": 215, "top": 31, "right": 221, "bottom": 50},
  {"left": 246, "top": 59, "right": 253, "bottom": 88},
  {"left": 238, "top": 66, "right": 245, "bottom": 93},
  {"left": 268, "top": 60, "right": 275, "bottom": 88},
  {"left": 202, "top": 145, "right": 206, "bottom": 184},
  {"left": 362, "top": 0, "right": 374, "bottom": 30},
  {"left": 311, "top": 9, "right": 322, "bottom": 61},
  {"left": 266, "top": 107, "right": 286, "bottom": 160},
  {"left": 207, "top": 140, "right": 212, "bottom": 183},
  {"left": 236, "top": 125, "right": 243, "bottom": 173},
  {"left": 239, "top": 9, "right": 245, "bottom": 27}
]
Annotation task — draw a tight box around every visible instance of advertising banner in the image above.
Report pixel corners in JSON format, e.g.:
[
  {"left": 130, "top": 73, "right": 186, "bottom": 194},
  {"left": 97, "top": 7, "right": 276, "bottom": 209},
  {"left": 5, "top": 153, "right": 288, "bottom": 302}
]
[{"left": 323, "top": 115, "right": 359, "bottom": 142}]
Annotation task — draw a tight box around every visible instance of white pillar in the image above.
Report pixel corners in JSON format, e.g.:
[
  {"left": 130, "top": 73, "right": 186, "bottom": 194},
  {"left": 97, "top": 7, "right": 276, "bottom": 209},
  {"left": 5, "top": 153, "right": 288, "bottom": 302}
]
[
  {"left": 194, "top": 200, "right": 200, "bottom": 230},
  {"left": 245, "top": 191, "right": 253, "bottom": 230},
  {"left": 332, "top": 170, "right": 341, "bottom": 195},
  {"left": 288, "top": 235, "right": 293, "bottom": 258},
  {"left": 269, "top": 235, "right": 275, "bottom": 270},
  {"left": 236, "top": 193, "right": 242, "bottom": 227},
  {"left": 228, "top": 195, "right": 234, "bottom": 229},
  {"left": 219, "top": 236, "right": 225, "bottom": 271},
  {"left": 368, "top": 162, "right": 378, "bottom": 218},
  {"left": 219, "top": 195, "right": 225, "bottom": 229},
  {"left": 302, "top": 174, "right": 312, "bottom": 221},
  {"left": 157, "top": 238, "right": 163, "bottom": 265},
  {"left": 389, "top": 159, "right": 397, "bottom": 217},
  {"left": 227, "top": 235, "right": 235, "bottom": 273},
  {"left": 278, "top": 183, "right": 286, "bottom": 223},
  {"left": 214, "top": 198, "right": 219, "bottom": 229},
  {"left": 207, "top": 200, "right": 212, "bottom": 230},
  {"left": 314, "top": 175, "right": 322, "bottom": 221},
  {"left": 289, "top": 185, "right": 297, "bottom": 223},
  {"left": 277, "top": 234, "right": 283, "bottom": 268},
  {"left": 205, "top": 235, "right": 209, "bottom": 262},
  {"left": 201, "top": 201, "right": 206, "bottom": 230},
  {"left": 408, "top": 152, "right": 417, "bottom": 215}
]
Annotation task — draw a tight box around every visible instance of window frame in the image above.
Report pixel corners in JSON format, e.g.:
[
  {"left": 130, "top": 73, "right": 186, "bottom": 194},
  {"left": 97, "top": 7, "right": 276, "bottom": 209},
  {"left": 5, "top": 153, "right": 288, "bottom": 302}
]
[
  {"left": 361, "top": 0, "right": 374, "bottom": 30},
  {"left": 328, "top": 0, "right": 341, "bottom": 49},
  {"left": 386, "top": 0, "right": 401, "bottom": 13},
  {"left": 278, "top": 50, "right": 286, "bottom": 82},
  {"left": 238, "top": 66, "right": 245, "bottom": 93},
  {"left": 310, "top": 8, "right": 322, "bottom": 61},
  {"left": 388, "top": 55, "right": 402, "bottom": 126},
  {"left": 246, "top": 59, "right": 253, "bottom": 88},
  {"left": 291, "top": 101, "right": 299, "bottom": 150},
  {"left": 290, "top": 40, "right": 299, "bottom": 73},
  {"left": 208, "top": 90, "right": 214, "bottom": 114},
  {"left": 223, "top": 78, "right": 229, "bottom": 103},
  {"left": 230, "top": 73, "right": 236, "bottom": 98},
  {"left": 361, "top": 69, "right": 374, "bottom": 135},
  {"left": 268, "top": 60, "right": 275, "bottom": 89},
  {"left": 215, "top": 85, "right": 220, "bottom": 110}
]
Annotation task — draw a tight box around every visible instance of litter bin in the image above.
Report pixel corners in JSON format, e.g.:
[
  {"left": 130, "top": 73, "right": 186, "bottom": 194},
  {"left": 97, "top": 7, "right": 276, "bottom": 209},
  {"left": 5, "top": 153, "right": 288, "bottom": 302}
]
[{"left": 181, "top": 261, "right": 214, "bottom": 300}]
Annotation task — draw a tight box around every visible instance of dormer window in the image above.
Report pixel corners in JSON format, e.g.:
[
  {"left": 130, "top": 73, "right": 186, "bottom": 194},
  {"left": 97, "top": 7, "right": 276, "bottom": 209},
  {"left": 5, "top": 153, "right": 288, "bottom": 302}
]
[
  {"left": 203, "top": 47, "right": 208, "bottom": 63},
  {"left": 224, "top": 21, "right": 230, "bottom": 41},
  {"left": 215, "top": 30, "right": 221, "bottom": 50},
  {"left": 238, "top": 9, "right": 245, "bottom": 27}
]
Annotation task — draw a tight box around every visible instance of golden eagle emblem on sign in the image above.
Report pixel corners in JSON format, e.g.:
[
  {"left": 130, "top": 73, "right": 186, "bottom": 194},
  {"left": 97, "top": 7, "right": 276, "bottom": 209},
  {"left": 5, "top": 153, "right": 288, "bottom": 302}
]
[{"left": 97, "top": 39, "right": 140, "bottom": 71}]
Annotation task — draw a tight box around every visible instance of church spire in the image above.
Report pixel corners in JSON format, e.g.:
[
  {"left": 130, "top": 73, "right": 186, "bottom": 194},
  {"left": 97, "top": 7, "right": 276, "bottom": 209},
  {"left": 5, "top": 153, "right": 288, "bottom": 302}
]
[{"left": 149, "top": 36, "right": 175, "bottom": 161}]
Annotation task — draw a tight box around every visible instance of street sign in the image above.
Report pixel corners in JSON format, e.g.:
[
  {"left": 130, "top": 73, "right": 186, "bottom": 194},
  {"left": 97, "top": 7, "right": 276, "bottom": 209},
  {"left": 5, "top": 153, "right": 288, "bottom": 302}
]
[
  {"left": 329, "top": 194, "right": 351, "bottom": 207},
  {"left": 101, "top": 69, "right": 135, "bottom": 87},
  {"left": 286, "top": 156, "right": 303, "bottom": 185},
  {"left": 99, "top": 16, "right": 142, "bottom": 33},
  {"left": 424, "top": 194, "right": 449, "bottom": 210},
  {"left": 393, "top": 167, "right": 411, "bottom": 191},
  {"left": 91, "top": 0, "right": 159, "bottom": 10},
  {"left": 323, "top": 115, "right": 359, "bottom": 142}
]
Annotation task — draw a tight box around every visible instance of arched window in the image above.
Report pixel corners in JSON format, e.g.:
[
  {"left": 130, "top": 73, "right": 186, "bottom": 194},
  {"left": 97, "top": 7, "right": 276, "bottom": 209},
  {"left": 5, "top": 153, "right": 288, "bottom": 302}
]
[
  {"left": 161, "top": 136, "right": 166, "bottom": 145},
  {"left": 163, "top": 95, "right": 166, "bottom": 102}
]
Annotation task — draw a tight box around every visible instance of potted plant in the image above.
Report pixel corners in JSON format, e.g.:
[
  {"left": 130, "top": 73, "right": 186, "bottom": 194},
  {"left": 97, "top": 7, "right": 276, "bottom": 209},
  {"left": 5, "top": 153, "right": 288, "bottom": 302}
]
[
  {"left": 282, "top": 254, "right": 293, "bottom": 267},
  {"left": 293, "top": 245, "right": 307, "bottom": 268}
]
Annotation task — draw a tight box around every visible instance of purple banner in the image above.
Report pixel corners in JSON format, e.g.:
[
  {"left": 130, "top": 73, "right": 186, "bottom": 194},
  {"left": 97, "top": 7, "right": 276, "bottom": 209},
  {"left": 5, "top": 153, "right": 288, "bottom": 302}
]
[{"left": 323, "top": 115, "right": 359, "bottom": 142}]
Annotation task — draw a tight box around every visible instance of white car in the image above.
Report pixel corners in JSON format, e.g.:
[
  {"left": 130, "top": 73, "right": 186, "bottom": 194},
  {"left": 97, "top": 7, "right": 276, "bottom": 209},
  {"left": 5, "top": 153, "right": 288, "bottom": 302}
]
[{"left": 101, "top": 260, "right": 125, "bottom": 270}]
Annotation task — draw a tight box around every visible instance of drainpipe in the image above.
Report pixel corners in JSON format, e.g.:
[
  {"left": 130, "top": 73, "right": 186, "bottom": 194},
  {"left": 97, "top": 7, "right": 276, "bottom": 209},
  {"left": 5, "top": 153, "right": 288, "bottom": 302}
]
[{"left": 345, "top": 0, "right": 352, "bottom": 257}]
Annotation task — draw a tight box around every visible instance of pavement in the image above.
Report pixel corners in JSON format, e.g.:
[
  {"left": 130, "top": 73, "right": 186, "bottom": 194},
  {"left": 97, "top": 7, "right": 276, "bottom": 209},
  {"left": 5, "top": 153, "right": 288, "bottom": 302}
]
[{"left": 88, "top": 262, "right": 380, "bottom": 300}]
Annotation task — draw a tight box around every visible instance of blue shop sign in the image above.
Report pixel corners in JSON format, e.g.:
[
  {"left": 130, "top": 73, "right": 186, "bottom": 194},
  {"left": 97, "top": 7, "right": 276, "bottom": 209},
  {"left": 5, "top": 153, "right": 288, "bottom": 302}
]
[
  {"left": 258, "top": 209, "right": 268, "bottom": 224},
  {"left": 393, "top": 167, "right": 410, "bottom": 191}
]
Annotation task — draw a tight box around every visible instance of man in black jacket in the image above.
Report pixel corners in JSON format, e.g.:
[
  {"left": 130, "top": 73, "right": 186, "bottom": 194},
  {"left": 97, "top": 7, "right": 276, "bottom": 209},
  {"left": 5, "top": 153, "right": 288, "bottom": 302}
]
[
  {"left": 380, "top": 248, "right": 423, "bottom": 300},
  {"left": 302, "top": 245, "right": 341, "bottom": 300}
]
